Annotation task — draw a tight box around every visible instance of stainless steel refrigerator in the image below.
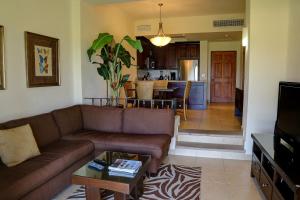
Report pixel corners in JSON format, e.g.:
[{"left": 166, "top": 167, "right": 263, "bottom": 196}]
[{"left": 179, "top": 59, "right": 199, "bottom": 81}]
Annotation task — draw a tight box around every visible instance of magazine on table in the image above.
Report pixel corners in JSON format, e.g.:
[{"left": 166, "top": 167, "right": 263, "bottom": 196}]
[{"left": 108, "top": 159, "right": 142, "bottom": 174}]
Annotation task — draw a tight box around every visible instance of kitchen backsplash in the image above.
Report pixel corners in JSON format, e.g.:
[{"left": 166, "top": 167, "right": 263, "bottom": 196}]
[{"left": 137, "top": 69, "right": 178, "bottom": 80}]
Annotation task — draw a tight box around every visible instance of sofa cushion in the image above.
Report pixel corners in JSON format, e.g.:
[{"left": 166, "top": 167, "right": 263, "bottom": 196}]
[
  {"left": 123, "top": 108, "right": 175, "bottom": 137},
  {"left": 65, "top": 131, "right": 170, "bottom": 159},
  {"left": 52, "top": 105, "right": 83, "bottom": 136},
  {"left": 1, "top": 113, "right": 60, "bottom": 148},
  {"left": 81, "top": 105, "right": 123, "bottom": 133},
  {"left": 0, "top": 139, "right": 94, "bottom": 200},
  {"left": 0, "top": 124, "right": 41, "bottom": 167},
  {"left": 103, "top": 133, "right": 171, "bottom": 158}
]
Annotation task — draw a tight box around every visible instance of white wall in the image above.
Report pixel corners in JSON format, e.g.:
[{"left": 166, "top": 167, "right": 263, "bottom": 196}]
[
  {"left": 81, "top": 1, "right": 136, "bottom": 99},
  {"left": 0, "top": 0, "right": 82, "bottom": 122},
  {"left": 286, "top": 0, "right": 300, "bottom": 81},
  {"left": 243, "top": 0, "right": 290, "bottom": 153},
  {"left": 200, "top": 41, "right": 208, "bottom": 82}
]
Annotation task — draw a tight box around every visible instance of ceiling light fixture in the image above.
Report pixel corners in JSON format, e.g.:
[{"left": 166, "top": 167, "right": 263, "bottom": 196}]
[{"left": 150, "top": 3, "right": 171, "bottom": 47}]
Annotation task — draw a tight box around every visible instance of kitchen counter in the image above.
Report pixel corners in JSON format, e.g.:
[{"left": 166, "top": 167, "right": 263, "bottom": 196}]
[{"left": 168, "top": 81, "right": 207, "bottom": 110}]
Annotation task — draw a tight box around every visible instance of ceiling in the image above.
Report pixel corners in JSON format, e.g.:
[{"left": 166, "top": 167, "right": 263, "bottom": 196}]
[{"left": 85, "top": 0, "right": 246, "bottom": 19}]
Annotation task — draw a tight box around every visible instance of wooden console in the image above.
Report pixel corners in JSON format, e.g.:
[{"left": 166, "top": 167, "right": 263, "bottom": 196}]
[{"left": 251, "top": 134, "right": 300, "bottom": 200}]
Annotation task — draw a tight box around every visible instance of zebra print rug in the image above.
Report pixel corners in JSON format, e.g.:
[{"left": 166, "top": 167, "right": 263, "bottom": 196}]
[{"left": 54, "top": 164, "right": 201, "bottom": 200}]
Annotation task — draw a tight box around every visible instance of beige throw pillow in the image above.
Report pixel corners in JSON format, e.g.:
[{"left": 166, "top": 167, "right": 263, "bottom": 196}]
[{"left": 0, "top": 124, "right": 41, "bottom": 167}]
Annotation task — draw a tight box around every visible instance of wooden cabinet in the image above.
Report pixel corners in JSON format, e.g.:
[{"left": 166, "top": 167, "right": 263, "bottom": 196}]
[
  {"left": 136, "top": 37, "right": 151, "bottom": 69},
  {"left": 187, "top": 44, "right": 200, "bottom": 59},
  {"left": 175, "top": 43, "right": 199, "bottom": 59},
  {"left": 251, "top": 134, "right": 300, "bottom": 200},
  {"left": 175, "top": 44, "right": 187, "bottom": 58},
  {"left": 165, "top": 44, "right": 177, "bottom": 69},
  {"left": 153, "top": 46, "right": 166, "bottom": 69},
  {"left": 260, "top": 170, "right": 273, "bottom": 200},
  {"left": 136, "top": 37, "right": 200, "bottom": 69},
  {"left": 251, "top": 156, "right": 261, "bottom": 181}
]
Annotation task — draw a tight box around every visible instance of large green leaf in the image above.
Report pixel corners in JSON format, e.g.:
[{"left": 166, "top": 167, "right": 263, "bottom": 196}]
[
  {"left": 87, "top": 33, "right": 113, "bottom": 61},
  {"left": 97, "top": 64, "right": 110, "bottom": 80},
  {"left": 114, "top": 44, "right": 132, "bottom": 68},
  {"left": 123, "top": 36, "right": 143, "bottom": 53}
]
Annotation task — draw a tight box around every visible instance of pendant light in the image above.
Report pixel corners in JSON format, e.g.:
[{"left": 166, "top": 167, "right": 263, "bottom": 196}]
[{"left": 150, "top": 3, "right": 171, "bottom": 47}]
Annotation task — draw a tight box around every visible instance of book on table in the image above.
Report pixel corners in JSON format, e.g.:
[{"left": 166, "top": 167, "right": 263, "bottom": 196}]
[
  {"left": 108, "top": 171, "right": 136, "bottom": 178},
  {"left": 108, "top": 159, "right": 142, "bottom": 174}
]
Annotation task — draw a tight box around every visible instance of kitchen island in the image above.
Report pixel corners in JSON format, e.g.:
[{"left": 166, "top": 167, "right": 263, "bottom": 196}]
[{"left": 168, "top": 81, "right": 207, "bottom": 110}]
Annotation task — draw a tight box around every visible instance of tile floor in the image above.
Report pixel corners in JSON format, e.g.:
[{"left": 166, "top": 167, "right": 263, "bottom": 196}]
[
  {"left": 164, "top": 155, "right": 264, "bottom": 200},
  {"left": 178, "top": 103, "right": 242, "bottom": 134},
  {"left": 55, "top": 155, "right": 264, "bottom": 200}
]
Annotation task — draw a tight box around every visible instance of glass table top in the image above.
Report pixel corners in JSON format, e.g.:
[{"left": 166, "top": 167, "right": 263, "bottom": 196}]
[{"left": 73, "top": 151, "right": 151, "bottom": 184}]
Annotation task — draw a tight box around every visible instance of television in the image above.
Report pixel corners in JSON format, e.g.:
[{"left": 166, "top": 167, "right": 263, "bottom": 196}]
[{"left": 274, "top": 81, "right": 300, "bottom": 170}]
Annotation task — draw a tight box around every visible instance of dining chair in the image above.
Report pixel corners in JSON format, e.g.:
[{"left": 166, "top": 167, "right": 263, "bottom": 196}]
[
  {"left": 183, "top": 81, "right": 192, "bottom": 120},
  {"left": 124, "top": 81, "right": 136, "bottom": 108},
  {"left": 136, "top": 81, "right": 154, "bottom": 99},
  {"left": 153, "top": 80, "right": 168, "bottom": 99},
  {"left": 176, "top": 81, "right": 192, "bottom": 120},
  {"left": 136, "top": 81, "right": 154, "bottom": 108}
]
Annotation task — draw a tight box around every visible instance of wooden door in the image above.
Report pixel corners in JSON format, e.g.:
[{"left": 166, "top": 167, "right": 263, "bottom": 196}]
[{"left": 211, "top": 51, "right": 236, "bottom": 103}]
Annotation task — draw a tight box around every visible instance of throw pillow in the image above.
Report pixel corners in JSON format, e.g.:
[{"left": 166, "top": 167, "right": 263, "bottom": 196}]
[{"left": 0, "top": 124, "right": 41, "bottom": 167}]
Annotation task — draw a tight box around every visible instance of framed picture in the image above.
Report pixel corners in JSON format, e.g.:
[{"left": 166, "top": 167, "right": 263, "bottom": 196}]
[
  {"left": 0, "top": 25, "right": 5, "bottom": 90},
  {"left": 25, "top": 32, "right": 59, "bottom": 87}
]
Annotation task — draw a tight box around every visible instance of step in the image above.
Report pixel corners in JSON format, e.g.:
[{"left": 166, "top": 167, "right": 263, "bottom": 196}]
[
  {"left": 177, "top": 132, "right": 244, "bottom": 146},
  {"left": 177, "top": 141, "right": 244, "bottom": 151},
  {"left": 169, "top": 143, "right": 250, "bottom": 160}
]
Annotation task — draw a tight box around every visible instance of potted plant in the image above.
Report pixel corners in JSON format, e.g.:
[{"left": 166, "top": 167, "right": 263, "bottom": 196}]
[{"left": 87, "top": 33, "right": 143, "bottom": 101}]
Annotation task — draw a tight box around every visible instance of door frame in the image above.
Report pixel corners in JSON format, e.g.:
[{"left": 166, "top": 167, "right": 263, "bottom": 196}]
[{"left": 210, "top": 51, "right": 237, "bottom": 103}]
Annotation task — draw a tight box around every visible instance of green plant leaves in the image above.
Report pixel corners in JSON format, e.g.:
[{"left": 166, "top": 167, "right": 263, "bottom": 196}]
[
  {"left": 97, "top": 64, "right": 110, "bottom": 80},
  {"left": 119, "top": 74, "right": 130, "bottom": 87},
  {"left": 88, "top": 33, "right": 141, "bottom": 92},
  {"left": 123, "top": 35, "right": 143, "bottom": 53},
  {"left": 87, "top": 33, "right": 113, "bottom": 61},
  {"left": 115, "top": 44, "right": 132, "bottom": 68}
]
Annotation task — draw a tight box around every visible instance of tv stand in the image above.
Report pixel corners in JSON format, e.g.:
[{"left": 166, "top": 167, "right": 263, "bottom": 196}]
[{"left": 251, "top": 134, "right": 300, "bottom": 200}]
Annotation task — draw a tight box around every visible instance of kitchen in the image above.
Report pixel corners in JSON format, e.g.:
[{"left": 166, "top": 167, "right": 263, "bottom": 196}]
[{"left": 136, "top": 36, "right": 207, "bottom": 110}]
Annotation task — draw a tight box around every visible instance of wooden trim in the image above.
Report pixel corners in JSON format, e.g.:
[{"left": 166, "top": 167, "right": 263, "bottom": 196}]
[{"left": 0, "top": 25, "right": 5, "bottom": 90}]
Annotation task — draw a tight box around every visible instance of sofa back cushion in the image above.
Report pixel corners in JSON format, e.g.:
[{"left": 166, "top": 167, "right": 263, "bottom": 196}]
[
  {"left": 123, "top": 108, "right": 175, "bottom": 137},
  {"left": 52, "top": 105, "right": 83, "bottom": 136},
  {"left": 1, "top": 113, "right": 60, "bottom": 148},
  {"left": 81, "top": 105, "right": 123, "bottom": 133}
]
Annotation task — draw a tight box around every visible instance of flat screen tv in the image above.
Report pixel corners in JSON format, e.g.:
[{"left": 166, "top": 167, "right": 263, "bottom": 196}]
[
  {"left": 275, "top": 82, "right": 300, "bottom": 139},
  {"left": 274, "top": 81, "right": 300, "bottom": 169}
]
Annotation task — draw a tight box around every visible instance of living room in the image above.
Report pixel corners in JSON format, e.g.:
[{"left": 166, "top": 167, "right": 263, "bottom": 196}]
[{"left": 0, "top": 0, "right": 300, "bottom": 200}]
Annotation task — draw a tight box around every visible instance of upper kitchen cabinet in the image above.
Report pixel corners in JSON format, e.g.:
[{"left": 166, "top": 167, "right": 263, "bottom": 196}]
[
  {"left": 136, "top": 37, "right": 200, "bottom": 69},
  {"left": 187, "top": 44, "right": 200, "bottom": 59},
  {"left": 165, "top": 44, "right": 177, "bottom": 69},
  {"left": 176, "top": 43, "right": 200, "bottom": 59},
  {"left": 136, "top": 36, "right": 151, "bottom": 69},
  {"left": 153, "top": 45, "right": 167, "bottom": 69}
]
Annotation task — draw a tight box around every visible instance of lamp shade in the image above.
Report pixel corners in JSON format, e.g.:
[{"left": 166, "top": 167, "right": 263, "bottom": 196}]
[{"left": 150, "top": 36, "right": 171, "bottom": 47}]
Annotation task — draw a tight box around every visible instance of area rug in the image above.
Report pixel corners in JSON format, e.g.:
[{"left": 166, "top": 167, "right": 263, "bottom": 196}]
[{"left": 54, "top": 164, "right": 201, "bottom": 200}]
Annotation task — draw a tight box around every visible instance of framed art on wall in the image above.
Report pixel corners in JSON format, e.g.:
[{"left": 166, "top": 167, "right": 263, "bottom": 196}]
[
  {"left": 0, "top": 25, "right": 5, "bottom": 90},
  {"left": 25, "top": 32, "right": 60, "bottom": 87}
]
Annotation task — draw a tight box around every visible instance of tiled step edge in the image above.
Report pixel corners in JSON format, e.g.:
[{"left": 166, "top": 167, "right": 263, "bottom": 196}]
[
  {"left": 169, "top": 145, "right": 251, "bottom": 160},
  {"left": 177, "top": 132, "right": 244, "bottom": 146}
]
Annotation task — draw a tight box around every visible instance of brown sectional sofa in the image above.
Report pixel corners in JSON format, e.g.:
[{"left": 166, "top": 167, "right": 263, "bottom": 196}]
[{"left": 0, "top": 105, "right": 175, "bottom": 200}]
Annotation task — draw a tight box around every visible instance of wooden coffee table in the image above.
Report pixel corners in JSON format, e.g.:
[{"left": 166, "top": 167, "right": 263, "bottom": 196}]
[{"left": 72, "top": 151, "right": 151, "bottom": 200}]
